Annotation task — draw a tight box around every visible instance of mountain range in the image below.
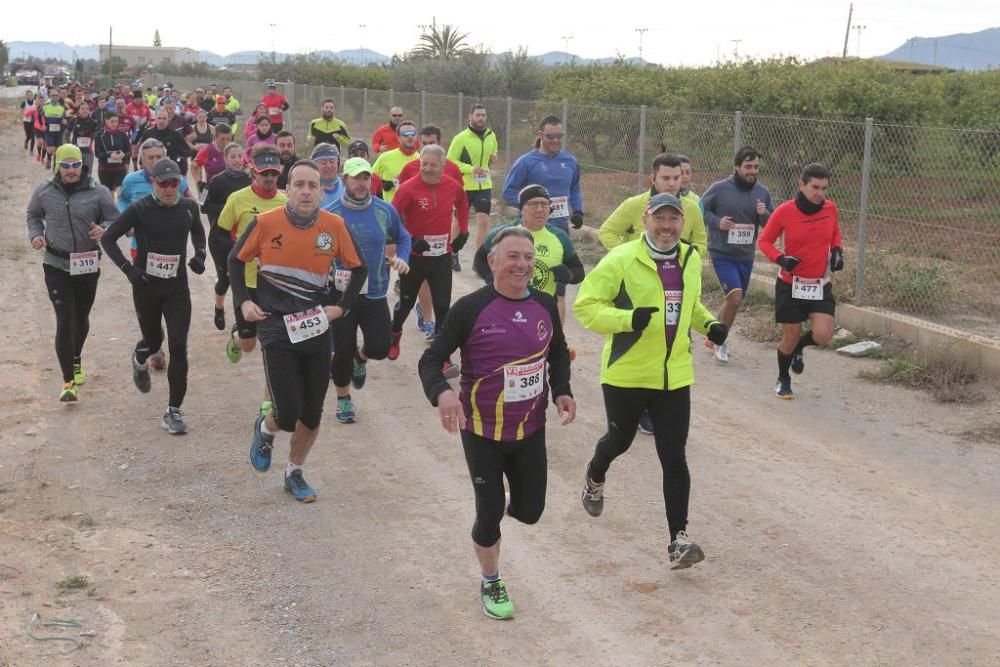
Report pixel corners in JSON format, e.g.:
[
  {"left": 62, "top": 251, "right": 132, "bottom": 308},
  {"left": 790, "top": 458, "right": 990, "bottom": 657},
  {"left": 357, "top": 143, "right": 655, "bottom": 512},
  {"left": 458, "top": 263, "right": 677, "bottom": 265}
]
[{"left": 877, "top": 26, "right": 1000, "bottom": 70}]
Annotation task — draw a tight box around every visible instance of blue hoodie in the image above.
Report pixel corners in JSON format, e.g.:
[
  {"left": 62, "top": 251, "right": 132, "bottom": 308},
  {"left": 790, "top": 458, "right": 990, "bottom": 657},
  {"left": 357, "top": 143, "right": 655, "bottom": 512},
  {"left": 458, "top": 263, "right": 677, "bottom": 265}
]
[
  {"left": 328, "top": 195, "right": 411, "bottom": 300},
  {"left": 501, "top": 149, "right": 583, "bottom": 233}
]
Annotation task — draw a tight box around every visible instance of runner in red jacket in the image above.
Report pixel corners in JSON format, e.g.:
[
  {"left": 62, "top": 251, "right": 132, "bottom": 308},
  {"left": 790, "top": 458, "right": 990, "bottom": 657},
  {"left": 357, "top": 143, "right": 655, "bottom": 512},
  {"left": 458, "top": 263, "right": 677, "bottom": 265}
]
[
  {"left": 260, "top": 81, "right": 290, "bottom": 133},
  {"left": 758, "top": 162, "right": 844, "bottom": 399}
]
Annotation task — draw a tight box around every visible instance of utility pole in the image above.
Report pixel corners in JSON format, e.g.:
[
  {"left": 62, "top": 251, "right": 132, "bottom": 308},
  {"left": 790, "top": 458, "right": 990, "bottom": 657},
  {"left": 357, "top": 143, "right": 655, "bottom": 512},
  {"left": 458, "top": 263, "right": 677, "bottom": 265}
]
[
  {"left": 108, "top": 26, "right": 113, "bottom": 81},
  {"left": 269, "top": 23, "right": 277, "bottom": 63},
  {"left": 731, "top": 39, "right": 742, "bottom": 61},
  {"left": 359, "top": 24, "right": 367, "bottom": 65},
  {"left": 635, "top": 28, "right": 648, "bottom": 62},
  {"left": 561, "top": 35, "right": 574, "bottom": 56},
  {"left": 933, "top": 39, "right": 938, "bottom": 66},
  {"left": 842, "top": 3, "right": 853, "bottom": 58},
  {"left": 854, "top": 24, "right": 867, "bottom": 58}
]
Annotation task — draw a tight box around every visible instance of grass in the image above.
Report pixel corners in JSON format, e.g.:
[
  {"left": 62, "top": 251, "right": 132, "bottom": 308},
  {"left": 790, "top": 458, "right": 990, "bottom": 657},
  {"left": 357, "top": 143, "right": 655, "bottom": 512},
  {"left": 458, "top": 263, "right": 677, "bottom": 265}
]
[
  {"left": 56, "top": 575, "right": 90, "bottom": 591},
  {"left": 859, "top": 352, "right": 985, "bottom": 404},
  {"left": 961, "top": 422, "right": 1000, "bottom": 443}
]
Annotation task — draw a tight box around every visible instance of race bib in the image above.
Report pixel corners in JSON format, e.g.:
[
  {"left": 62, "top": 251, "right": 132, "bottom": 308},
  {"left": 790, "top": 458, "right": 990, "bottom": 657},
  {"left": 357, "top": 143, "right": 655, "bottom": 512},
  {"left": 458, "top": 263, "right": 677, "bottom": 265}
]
[
  {"left": 503, "top": 359, "right": 545, "bottom": 402},
  {"left": 424, "top": 233, "right": 449, "bottom": 257},
  {"left": 146, "top": 252, "right": 180, "bottom": 279},
  {"left": 69, "top": 251, "right": 99, "bottom": 276},
  {"left": 472, "top": 172, "right": 490, "bottom": 184},
  {"left": 108, "top": 155, "right": 123, "bottom": 164},
  {"left": 268, "top": 107, "right": 281, "bottom": 116},
  {"left": 549, "top": 196, "right": 569, "bottom": 219},
  {"left": 283, "top": 306, "right": 328, "bottom": 344},
  {"left": 48, "top": 122, "right": 60, "bottom": 132},
  {"left": 727, "top": 223, "right": 755, "bottom": 245},
  {"left": 76, "top": 137, "right": 91, "bottom": 148},
  {"left": 792, "top": 276, "right": 824, "bottom": 301},
  {"left": 664, "top": 290, "right": 683, "bottom": 326},
  {"left": 333, "top": 268, "right": 352, "bottom": 292}
]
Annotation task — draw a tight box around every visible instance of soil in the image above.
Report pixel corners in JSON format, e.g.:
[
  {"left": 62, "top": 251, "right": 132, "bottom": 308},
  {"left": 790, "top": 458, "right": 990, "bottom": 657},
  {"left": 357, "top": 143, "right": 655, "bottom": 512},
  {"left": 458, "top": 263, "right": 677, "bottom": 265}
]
[{"left": 1, "top": 103, "right": 1000, "bottom": 666}]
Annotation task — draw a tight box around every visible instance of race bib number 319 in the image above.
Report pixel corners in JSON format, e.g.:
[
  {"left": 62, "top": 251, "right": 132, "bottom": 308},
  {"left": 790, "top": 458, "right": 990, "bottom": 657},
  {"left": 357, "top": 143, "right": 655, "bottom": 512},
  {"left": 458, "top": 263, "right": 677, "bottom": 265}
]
[{"left": 70, "top": 251, "right": 99, "bottom": 276}]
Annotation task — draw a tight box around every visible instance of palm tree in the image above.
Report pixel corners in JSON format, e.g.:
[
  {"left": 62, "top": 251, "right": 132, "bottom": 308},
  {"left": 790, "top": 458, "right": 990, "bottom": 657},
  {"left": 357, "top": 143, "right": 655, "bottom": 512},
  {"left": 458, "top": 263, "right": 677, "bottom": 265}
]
[{"left": 410, "top": 24, "right": 472, "bottom": 59}]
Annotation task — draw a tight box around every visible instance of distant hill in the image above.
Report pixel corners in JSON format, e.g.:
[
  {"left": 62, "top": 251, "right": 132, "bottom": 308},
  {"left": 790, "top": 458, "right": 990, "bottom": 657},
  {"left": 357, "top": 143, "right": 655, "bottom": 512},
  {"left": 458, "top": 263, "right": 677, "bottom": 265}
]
[
  {"left": 7, "top": 41, "right": 99, "bottom": 62},
  {"left": 534, "top": 51, "right": 647, "bottom": 67},
  {"left": 879, "top": 26, "right": 1000, "bottom": 71}
]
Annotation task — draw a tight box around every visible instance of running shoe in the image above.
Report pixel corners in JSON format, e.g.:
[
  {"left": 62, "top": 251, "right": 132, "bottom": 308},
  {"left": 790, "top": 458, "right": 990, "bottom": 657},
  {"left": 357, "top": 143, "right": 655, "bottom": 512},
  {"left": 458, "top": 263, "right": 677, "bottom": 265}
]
[
  {"left": 775, "top": 377, "right": 794, "bottom": 400},
  {"left": 351, "top": 357, "right": 367, "bottom": 390},
  {"left": 73, "top": 362, "right": 86, "bottom": 386},
  {"left": 668, "top": 530, "right": 705, "bottom": 570},
  {"left": 149, "top": 350, "right": 167, "bottom": 370},
  {"left": 59, "top": 382, "right": 78, "bottom": 403},
  {"left": 422, "top": 321, "right": 437, "bottom": 342},
  {"left": 790, "top": 349, "right": 805, "bottom": 375},
  {"left": 249, "top": 414, "right": 274, "bottom": 472},
  {"left": 336, "top": 397, "right": 357, "bottom": 424},
  {"left": 637, "top": 409, "right": 654, "bottom": 435},
  {"left": 442, "top": 360, "right": 460, "bottom": 380},
  {"left": 226, "top": 325, "right": 242, "bottom": 364},
  {"left": 415, "top": 302, "right": 426, "bottom": 331},
  {"left": 132, "top": 352, "right": 151, "bottom": 393},
  {"left": 480, "top": 579, "right": 515, "bottom": 620},
  {"left": 259, "top": 400, "right": 272, "bottom": 418},
  {"left": 714, "top": 341, "right": 730, "bottom": 363},
  {"left": 452, "top": 254, "right": 461, "bottom": 272},
  {"left": 213, "top": 307, "right": 225, "bottom": 331},
  {"left": 161, "top": 408, "right": 188, "bottom": 435},
  {"left": 387, "top": 332, "right": 401, "bottom": 361},
  {"left": 581, "top": 473, "right": 604, "bottom": 517},
  {"left": 284, "top": 469, "right": 317, "bottom": 503}
]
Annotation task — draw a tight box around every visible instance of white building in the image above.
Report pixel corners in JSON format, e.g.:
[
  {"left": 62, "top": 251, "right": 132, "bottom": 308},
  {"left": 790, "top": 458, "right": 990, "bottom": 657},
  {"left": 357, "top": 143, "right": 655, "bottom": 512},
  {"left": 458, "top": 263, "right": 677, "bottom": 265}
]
[{"left": 98, "top": 45, "right": 199, "bottom": 68}]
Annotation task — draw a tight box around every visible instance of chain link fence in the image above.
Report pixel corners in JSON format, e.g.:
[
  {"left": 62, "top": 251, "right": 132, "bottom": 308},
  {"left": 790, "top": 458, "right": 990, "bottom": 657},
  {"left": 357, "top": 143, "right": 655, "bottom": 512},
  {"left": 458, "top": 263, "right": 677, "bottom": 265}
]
[{"left": 150, "top": 74, "right": 1000, "bottom": 339}]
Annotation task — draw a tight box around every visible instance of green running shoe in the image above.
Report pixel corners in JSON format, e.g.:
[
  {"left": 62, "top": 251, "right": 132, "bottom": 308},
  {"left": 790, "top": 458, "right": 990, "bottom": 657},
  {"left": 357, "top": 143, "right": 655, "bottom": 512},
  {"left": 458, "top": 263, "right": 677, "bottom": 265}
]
[
  {"left": 260, "top": 400, "right": 273, "bottom": 418},
  {"left": 226, "top": 325, "right": 242, "bottom": 364},
  {"left": 59, "top": 382, "right": 78, "bottom": 403},
  {"left": 73, "top": 362, "right": 86, "bottom": 386},
  {"left": 480, "top": 579, "right": 515, "bottom": 620}
]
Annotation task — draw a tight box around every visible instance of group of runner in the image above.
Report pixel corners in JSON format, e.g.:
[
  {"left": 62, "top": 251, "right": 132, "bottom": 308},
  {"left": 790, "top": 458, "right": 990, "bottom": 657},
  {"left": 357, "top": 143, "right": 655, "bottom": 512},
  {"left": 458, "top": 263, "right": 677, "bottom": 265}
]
[{"left": 24, "top": 82, "right": 844, "bottom": 620}]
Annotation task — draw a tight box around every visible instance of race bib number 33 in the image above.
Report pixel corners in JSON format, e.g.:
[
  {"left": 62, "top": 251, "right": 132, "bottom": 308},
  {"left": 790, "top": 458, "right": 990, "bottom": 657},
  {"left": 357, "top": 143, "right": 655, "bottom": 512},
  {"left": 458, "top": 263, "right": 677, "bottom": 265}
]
[
  {"left": 664, "top": 290, "right": 683, "bottom": 326},
  {"left": 283, "top": 306, "right": 329, "bottom": 343}
]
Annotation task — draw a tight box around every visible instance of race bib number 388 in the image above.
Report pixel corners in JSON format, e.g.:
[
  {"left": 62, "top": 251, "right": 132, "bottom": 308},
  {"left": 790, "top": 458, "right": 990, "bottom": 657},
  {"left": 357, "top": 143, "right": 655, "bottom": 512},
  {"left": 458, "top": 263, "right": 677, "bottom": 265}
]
[{"left": 503, "top": 359, "right": 545, "bottom": 402}]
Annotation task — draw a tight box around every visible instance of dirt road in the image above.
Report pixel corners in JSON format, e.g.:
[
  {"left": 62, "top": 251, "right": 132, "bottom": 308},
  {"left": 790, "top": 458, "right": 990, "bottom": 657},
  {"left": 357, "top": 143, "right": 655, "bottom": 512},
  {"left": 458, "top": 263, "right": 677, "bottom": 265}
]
[{"left": 1, "top": 108, "right": 999, "bottom": 666}]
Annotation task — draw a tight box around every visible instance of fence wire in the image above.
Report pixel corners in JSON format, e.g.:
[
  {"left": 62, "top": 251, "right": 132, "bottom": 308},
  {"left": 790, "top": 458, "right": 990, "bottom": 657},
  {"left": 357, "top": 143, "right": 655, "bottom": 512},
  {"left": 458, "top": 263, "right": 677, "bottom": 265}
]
[{"left": 150, "top": 74, "right": 1000, "bottom": 339}]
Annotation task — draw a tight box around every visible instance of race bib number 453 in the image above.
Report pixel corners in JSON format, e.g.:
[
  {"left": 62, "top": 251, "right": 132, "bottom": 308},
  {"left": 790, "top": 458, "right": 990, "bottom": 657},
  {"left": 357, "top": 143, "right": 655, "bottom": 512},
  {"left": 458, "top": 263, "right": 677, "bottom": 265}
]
[{"left": 284, "top": 306, "right": 328, "bottom": 344}]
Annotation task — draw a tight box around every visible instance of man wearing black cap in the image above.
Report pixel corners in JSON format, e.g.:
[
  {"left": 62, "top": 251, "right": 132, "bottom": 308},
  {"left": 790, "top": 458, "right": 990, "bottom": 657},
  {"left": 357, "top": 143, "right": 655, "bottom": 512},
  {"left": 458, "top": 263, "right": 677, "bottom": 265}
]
[
  {"left": 101, "top": 159, "right": 207, "bottom": 435},
  {"left": 346, "top": 140, "right": 383, "bottom": 195},
  {"left": 574, "top": 192, "right": 728, "bottom": 570}
]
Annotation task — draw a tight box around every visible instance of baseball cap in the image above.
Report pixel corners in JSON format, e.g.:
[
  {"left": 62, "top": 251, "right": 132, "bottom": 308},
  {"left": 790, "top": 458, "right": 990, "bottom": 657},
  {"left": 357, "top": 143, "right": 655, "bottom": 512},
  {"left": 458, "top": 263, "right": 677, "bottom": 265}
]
[
  {"left": 518, "top": 184, "right": 551, "bottom": 209},
  {"left": 252, "top": 150, "right": 282, "bottom": 172},
  {"left": 151, "top": 158, "right": 182, "bottom": 182},
  {"left": 310, "top": 144, "right": 340, "bottom": 161},
  {"left": 347, "top": 139, "right": 369, "bottom": 154},
  {"left": 646, "top": 193, "right": 684, "bottom": 214},
  {"left": 342, "top": 157, "right": 372, "bottom": 177}
]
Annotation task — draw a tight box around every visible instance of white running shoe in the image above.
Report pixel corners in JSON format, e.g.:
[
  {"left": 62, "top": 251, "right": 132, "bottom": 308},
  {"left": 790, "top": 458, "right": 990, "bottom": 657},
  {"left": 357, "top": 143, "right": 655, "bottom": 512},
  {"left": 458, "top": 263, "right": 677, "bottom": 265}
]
[{"left": 714, "top": 341, "right": 730, "bottom": 363}]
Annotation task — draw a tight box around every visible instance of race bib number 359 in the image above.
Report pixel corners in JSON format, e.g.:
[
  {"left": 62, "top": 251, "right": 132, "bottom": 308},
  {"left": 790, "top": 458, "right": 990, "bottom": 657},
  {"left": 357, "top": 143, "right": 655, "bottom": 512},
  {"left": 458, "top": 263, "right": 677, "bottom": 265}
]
[
  {"left": 283, "top": 306, "right": 328, "bottom": 344},
  {"left": 728, "top": 223, "right": 755, "bottom": 245}
]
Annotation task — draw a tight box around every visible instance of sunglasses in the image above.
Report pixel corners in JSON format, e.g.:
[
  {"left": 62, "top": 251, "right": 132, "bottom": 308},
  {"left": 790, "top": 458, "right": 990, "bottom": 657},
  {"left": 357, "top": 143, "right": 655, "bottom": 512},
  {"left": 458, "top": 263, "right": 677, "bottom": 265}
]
[
  {"left": 391, "top": 114, "right": 403, "bottom": 118},
  {"left": 59, "top": 160, "right": 84, "bottom": 170},
  {"left": 400, "top": 130, "right": 417, "bottom": 137},
  {"left": 542, "top": 132, "right": 565, "bottom": 139},
  {"left": 157, "top": 179, "right": 180, "bottom": 188}
]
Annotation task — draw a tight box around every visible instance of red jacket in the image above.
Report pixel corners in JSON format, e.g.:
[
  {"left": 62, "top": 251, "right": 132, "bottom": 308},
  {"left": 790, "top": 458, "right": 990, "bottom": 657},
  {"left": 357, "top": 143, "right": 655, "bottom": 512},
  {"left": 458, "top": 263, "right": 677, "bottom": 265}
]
[
  {"left": 758, "top": 198, "right": 842, "bottom": 283},
  {"left": 398, "top": 158, "right": 463, "bottom": 187},
  {"left": 260, "top": 93, "right": 289, "bottom": 125},
  {"left": 371, "top": 123, "right": 399, "bottom": 153},
  {"left": 392, "top": 175, "right": 469, "bottom": 255}
]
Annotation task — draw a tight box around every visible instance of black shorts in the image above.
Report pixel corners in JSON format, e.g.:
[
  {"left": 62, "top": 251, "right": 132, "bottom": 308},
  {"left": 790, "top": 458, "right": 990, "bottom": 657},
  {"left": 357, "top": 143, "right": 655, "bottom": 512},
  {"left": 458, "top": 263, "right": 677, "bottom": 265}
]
[
  {"left": 261, "top": 331, "right": 330, "bottom": 432},
  {"left": 34, "top": 127, "right": 46, "bottom": 139},
  {"left": 774, "top": 279, "right": 836, "bottom": 323},
  {"left": 233, "top": 287, "right": 258, "bottom": 339},
  {"left": 98, "top": 169, "right": 126, "bottom": 191},
  {"left": 466, "top": 189, "right": 492, "bottom": 215}
]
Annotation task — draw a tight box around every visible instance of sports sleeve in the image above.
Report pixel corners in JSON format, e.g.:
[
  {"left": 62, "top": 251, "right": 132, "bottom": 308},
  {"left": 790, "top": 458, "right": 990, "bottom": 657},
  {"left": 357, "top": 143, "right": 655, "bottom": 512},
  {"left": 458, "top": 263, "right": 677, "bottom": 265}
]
[
  {"left": 229, "top": 217, "right": 261, "bottom": 307},
  {"left": 569, "top": 160, "right": 584, "bottom": 214},
  {"left": 97, "top": 188, "right": 120, "bottom": 229},
  {"left": 101, "top": 203, "right": 140, "bottom": 272},
  {"left": 541, "top": 293, "right": 572, "bottom": 400},
  {"left": 681, "top": 207, "right": 708, "bottom": 258},
  {"left": 500, "top": 156, "right": 527, "bottom": 206},
  {"left": 453, "top": 184, "right": 470, "bottom": 233},
  {"left": 701, "top": 182, "right": 722, "bottom": 229},
  {"left": 418, "top": 294, "right": 478, "bottom": 406},
  {"left": 446, "top": 136, "right": 473, "bottom": 175},
  {"left": 573, "top": 255, "right": 634, "bottom": 335},
  {"left": 194, "top": 145, "right": 209, "bottom": 167},
  {"left": 599, "top": 197, "right": 638, "bottom": 250},
  {"left": 217, "top": 195, "right": 238, "bottom": 238},
  {"left": 25, "top": 186, "right": 46, "bottom": 242},
  {"left": 188, "top": 201, "right": 206, "bottom": 257},
  {"left": 830, "top": 203, "right": 843, "bottom": 248},
  {"left": 757, "top": 205, "right": 786, "bottom": 263},
  {"left": 553, "top": 228, "right": 584, "bottom": 284},
  {"left": 387, "top": 206, "right": 412, "bottom": 264},
  {"left": 330, "top": 222, "right": 368, "bottom": 314}
]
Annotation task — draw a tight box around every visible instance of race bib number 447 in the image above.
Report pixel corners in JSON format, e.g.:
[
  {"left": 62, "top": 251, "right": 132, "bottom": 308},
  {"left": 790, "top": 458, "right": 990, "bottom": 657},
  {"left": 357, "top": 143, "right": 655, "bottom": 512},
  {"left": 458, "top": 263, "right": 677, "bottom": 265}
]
[{"left": 146, "top": 252, "right": 180, "bottom": 279}]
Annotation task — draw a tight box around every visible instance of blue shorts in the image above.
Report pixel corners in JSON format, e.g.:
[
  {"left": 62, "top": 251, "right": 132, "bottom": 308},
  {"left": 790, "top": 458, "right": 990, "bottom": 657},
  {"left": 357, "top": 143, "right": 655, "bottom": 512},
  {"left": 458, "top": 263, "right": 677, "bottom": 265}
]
[
  {"left": 711, "top": 257, "right": 754, "bottom": 295},
  {"left": 45, "top": 131, "right": 64, "bottom": 148}
]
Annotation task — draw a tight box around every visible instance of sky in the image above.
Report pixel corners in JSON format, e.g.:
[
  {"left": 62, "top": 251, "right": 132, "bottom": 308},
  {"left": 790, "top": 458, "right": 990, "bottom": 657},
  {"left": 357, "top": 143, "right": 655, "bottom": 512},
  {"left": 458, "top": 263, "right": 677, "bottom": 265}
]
[{"left": 6, "top": 1, "right": 1000, "bottom": 66}]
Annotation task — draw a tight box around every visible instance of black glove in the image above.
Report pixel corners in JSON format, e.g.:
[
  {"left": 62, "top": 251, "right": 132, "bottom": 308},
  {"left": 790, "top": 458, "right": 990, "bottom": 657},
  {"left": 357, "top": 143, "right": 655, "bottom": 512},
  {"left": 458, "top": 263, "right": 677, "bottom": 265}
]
[
  {"left": 126, "top": 265, "right": 149, "bottom": 286},
  {"left": 631, "top": 307, "right": 659, "bottom": 332},
  {"left": 381, "top": 179, "right": 394, "bottom": 192},
  {"left": 570, "top": 211, "right": 584, "bottom": 229},
  {"left": 551, "top": 264, "right": 571, "bottom": 284},
  {"left": 830, "top": 246, "right": 844, "bottom": 272},
  {"left": 706, "top": 321, "right": 729, "bottom": 346},
  {"left": 450, "top": 232, "right": 469, "bottom": 253},
  {"left": 411, "top": 238, "right": 431, "bottom": 254},
  {"left": 188, "top": 252, "right": 206, "bottom": 275},
  {"left": 777, "top": 255, "right": 801, "bottom": 273}
]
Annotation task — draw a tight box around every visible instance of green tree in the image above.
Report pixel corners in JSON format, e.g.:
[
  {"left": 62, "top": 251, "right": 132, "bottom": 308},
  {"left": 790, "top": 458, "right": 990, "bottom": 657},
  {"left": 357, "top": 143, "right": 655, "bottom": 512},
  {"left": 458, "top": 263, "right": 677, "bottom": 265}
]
[
  {"left": 410, "top": 24, "right": 472, "bottom": 60},
  {"left": 497, "top": 48, "right": 547, "bottom": 99},
  {"left": 0, "top": 40, "right": 8, "bottom": 74},
  {"left": 153, "top": 30, "right": 162, "bottom": 47}
]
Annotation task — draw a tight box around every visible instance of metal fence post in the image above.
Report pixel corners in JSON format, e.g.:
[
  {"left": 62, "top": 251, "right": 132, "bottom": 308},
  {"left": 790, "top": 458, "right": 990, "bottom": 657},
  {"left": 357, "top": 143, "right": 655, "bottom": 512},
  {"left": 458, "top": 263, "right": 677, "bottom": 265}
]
[
  {"left": 734, "top": 110, "right": 743, "bottom": 154},
  {"left": 562, "top": 99, "right": 569, "bottom": 134},
  {"left": 362, "top": 88, "right": 368, "bottom": 136},
  {"left": 637, "top": 105, "right": 647, "bottom": 192},
  {"left": 458, "top": 92, "right": 464, "bottom": 132},
  {"left": 505, "top": 96, "right": 512, "bottom": 169},
  {"left": 287, "top": 80, "right": 295, "bottom": 134},
  {"left": 389, "top": 88, "right": 394, "bottom": 107},
  {"left": 855, "top": 117, "right": 875, "bottom": 304},
  {"left": 320, "top": 84, "right": 325, "bottom": 104},
  {"left": 339, "top": 85, "right": 345, "bottom": 112},
  {"left": 420, "top": 90, "right": 426, "bottom": 129}
]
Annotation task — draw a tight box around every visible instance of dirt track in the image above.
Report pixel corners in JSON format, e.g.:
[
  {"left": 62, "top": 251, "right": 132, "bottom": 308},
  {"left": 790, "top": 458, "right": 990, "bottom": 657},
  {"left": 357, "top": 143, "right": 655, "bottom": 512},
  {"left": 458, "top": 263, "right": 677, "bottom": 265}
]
[{"left": 1, "top": 107, "right": 999, "bottom": 666}]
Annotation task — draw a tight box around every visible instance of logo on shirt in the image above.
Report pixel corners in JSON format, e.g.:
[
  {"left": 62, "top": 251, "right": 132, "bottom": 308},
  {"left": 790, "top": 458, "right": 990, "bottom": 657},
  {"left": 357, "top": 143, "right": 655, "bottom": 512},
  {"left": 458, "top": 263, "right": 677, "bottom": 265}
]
[
  {"left": 315, "top": 232, "right": 333, "bottom": 252},
  {"left": 270, "top": 234, "right": 283, "bottom": 249},
  {"left": 536, "top": 243, "right": 550, "bottom": 257},
  {"left": 537, "top": 320, "right": 548, "bottom": 341},
  {"left": 532, "top": 260, "right": 549, "bottom": 290},
  {"left": 416, "top": 197, "right": 431, "bottom": 211},
  {"left": 480, "top": 325, "right": 507, "bottom": 335},
  {"left": 512, "top": 310, "right": 527, "bottom": 324}
]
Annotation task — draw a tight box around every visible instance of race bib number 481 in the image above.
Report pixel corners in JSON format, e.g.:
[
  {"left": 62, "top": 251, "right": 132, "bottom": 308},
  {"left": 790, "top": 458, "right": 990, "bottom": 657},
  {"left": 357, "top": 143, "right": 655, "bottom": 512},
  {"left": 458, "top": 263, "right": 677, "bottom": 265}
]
[{"left": 548, "top": 196, "right": 569, "bottom": 219}]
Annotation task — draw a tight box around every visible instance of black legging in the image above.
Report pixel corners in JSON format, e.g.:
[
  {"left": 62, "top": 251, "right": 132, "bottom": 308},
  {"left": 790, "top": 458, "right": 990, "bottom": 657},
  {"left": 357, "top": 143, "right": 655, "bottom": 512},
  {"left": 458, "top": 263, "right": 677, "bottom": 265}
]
[
  {"left": 330, "top": 296, "right": 392, "bottom": 387},
  {"left": 461, "top": 428, "right": 547, "bottom": 547},
  {"left": 132, "top": 279, "right": 192, "bottom": 409},
  {"left": 589, "top": 384, "right": 691, "bottom": 542},
  {"left": 208, "top": 224, "right": 234, "bottom": 297},
  {"left": 261, "top": 333, "right": 331, "bottom": 432},
  {"left": 391, "top": 254, "right": 452, "bottom": 334},
  {"left": 23, "top": 122, "right": 35, "bottom": 152},
  {"left": 43, "top": 264, "right": 99, "bottom": 383}
]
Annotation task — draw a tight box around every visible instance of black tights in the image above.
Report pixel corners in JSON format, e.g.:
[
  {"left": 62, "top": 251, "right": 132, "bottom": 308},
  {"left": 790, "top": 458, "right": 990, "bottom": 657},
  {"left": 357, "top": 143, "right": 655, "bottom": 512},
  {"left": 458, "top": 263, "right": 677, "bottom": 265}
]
[
  {"left": 43, "top": 264, "right": 99, "bottom": 383},
  {"left": 132, "top": 280, "right": 192, "bottom": 409}
]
